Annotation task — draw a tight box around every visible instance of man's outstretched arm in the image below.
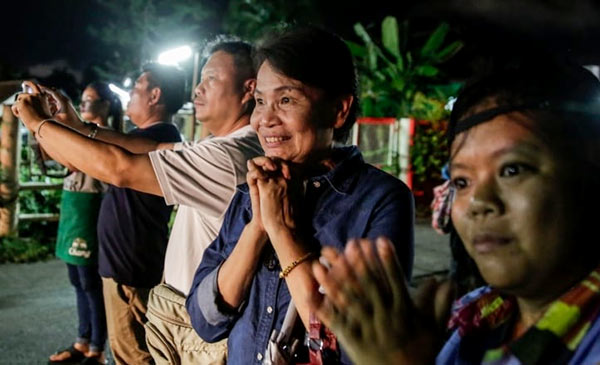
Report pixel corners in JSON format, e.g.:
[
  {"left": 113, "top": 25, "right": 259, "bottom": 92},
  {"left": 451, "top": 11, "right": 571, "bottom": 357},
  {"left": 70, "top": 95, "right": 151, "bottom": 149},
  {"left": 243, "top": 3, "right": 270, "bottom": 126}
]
[
  {"left": 30, "top": 119, "right": 161, "bottom": 196},
  {"left": 42, "top": 85, "right": 175, "bottom": 154},
  {"left": 68, "top": 121, "right": 175, "bottom": 154}
]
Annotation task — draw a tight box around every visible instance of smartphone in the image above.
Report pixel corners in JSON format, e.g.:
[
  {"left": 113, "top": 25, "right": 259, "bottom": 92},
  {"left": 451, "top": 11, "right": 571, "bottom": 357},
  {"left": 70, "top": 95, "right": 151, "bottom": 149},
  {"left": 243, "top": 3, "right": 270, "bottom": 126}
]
[{"left": 21, "top": 83, "right": 34, "bottom": 94}]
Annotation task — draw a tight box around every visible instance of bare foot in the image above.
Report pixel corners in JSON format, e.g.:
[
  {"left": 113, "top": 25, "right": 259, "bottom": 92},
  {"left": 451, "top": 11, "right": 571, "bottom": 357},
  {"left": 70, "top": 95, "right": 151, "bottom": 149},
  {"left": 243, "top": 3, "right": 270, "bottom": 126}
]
[{"left": 48, "top": 342, "right": 88, "bottom": 362}]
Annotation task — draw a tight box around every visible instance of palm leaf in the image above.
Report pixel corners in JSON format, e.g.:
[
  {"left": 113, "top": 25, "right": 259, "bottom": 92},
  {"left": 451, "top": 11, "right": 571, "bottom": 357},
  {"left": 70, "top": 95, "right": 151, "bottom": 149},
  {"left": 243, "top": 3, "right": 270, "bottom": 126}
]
[
  {"left": 435, "top": 41, "right": 464, "bottom": 63},
  {"left": 346, "top": 40, "right": 367, "bottom": 58},
  {"left": 382, "top": 16, "right": 400, "bottom": 58},
  {"left": 420, "top": 22, "right": 449, "bottom": 58}
]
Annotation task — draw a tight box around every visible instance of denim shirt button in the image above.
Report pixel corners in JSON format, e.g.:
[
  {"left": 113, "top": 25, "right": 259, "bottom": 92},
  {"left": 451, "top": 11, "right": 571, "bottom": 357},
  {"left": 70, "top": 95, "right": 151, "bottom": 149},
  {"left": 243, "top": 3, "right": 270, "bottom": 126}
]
[
  {"left": 267, "top": 306, "right": 273, "bottom": 314},
  {"left": 257, "top": 353, "right": 263, "bottom": 361},
  {"left": 313, "top": 181, "right": 321, "bottom": 188}
]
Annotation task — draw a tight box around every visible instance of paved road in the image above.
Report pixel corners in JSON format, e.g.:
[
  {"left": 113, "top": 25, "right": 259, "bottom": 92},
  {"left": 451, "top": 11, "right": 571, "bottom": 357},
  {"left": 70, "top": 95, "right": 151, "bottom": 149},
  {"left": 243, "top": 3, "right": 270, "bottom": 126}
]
[
  {"left": 0, "top": 222, "right": 449, "bottom": 364},
  {"left": 0, "top": 257, "right": 79, "bottom": 364},
  {"left": 413, "top": 221, "right": 451, "bottom": 280}
]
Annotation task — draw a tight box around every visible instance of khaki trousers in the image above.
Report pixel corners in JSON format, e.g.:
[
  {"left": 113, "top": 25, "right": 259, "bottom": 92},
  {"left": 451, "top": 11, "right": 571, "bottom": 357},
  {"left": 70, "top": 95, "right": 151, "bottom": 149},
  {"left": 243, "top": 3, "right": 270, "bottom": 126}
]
[
  {"left": 145, "top": 283, "right": 227, "bottom": 365},
  {"left": 102, "top": 277, "right": 153, "bottom": 365}
]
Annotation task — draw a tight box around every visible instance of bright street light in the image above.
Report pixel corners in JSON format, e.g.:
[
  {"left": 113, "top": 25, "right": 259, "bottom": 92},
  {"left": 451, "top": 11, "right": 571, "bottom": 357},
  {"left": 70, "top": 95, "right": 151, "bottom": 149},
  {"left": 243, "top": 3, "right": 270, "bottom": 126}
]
[
  {"left": 158, "top": 46, "right": 193, "bottom": 66},
  {"left": 157, "top": 43, "right": 201, "bottom": 101},
  {"left": 156, "top": 44, "right": 201, "bottom": 139},
  {"left": 109, "top": 83, "right": 130, "bottom": 107}
]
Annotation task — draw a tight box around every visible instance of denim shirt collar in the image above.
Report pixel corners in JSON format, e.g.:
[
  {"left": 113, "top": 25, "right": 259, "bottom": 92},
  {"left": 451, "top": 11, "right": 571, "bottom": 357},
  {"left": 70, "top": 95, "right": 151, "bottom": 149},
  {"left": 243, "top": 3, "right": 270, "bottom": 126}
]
[{"left": 236, "top": 146, "right": 363, "bottom": 196}]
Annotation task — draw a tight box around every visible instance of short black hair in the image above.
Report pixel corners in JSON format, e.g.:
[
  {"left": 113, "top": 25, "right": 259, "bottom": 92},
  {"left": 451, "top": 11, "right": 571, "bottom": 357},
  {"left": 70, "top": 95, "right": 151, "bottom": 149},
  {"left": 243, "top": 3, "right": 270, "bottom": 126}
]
[
  {"left": 141, "top": 62, "right": 186, "bottom": 114},
  {"left": 253, "top": 26, "right": 359, "bottom": 143},
  {"left": 203, "top": 36, "right": 255, "bottom": 86},
  {"left": 202, "top": 36, "right": 256, "bottom": 115}
]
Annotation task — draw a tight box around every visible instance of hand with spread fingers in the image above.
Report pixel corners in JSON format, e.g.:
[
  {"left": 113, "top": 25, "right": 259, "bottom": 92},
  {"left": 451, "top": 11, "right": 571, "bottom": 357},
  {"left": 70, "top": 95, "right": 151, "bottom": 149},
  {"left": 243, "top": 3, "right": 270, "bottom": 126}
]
[
  {"left": 312, "top": 237, "right": 454, "bottom": 365},
  {"left": 39, "top": 85, "right": 82, "bottom": 128}
]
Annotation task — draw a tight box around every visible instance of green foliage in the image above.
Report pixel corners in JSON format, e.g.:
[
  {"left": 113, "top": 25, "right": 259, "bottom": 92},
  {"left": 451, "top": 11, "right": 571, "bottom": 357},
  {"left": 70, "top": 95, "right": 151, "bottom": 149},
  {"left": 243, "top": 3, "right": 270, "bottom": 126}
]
[
  {"left": 349, "top": 16, "right": 463, "bottom": 120},
  {"left": 19, "top": 143, "right": 62, "bottom": 216},
  {"left": 0, "top": 235, "right": 52, "bottom": 263},
  {"left": 0, "top": 142, "right": 62, "bottom": 263},
  {"left": 350, "top": 17, "right": 462, "bottom": 189},
  {"left": 411, "top": 122, "right": 448, "bottom": 183}
]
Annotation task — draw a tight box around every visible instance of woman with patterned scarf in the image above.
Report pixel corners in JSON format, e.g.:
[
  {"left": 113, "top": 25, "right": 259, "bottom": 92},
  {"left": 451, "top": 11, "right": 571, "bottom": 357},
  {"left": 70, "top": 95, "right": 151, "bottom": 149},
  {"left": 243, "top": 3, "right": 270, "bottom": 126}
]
[{"left": 310, "top": 56, "right": 600, "bottom": 364}]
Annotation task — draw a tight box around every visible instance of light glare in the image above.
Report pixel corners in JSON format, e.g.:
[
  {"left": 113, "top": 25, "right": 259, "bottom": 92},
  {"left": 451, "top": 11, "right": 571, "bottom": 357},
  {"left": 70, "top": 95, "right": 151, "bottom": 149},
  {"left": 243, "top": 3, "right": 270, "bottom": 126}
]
[
  {"left": 158, "top": 46, "right": 193, "bottom": 65},
  {"left": 109, "top": 83, "right": 131, "bottom": 106}
]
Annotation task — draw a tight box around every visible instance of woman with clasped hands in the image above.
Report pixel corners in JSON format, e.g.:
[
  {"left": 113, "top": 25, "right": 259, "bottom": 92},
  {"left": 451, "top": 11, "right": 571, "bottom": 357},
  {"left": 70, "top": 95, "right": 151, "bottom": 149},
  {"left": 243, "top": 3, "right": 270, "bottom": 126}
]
[{"left": 185, "top": 26, "right": 415, "bottom": 364}]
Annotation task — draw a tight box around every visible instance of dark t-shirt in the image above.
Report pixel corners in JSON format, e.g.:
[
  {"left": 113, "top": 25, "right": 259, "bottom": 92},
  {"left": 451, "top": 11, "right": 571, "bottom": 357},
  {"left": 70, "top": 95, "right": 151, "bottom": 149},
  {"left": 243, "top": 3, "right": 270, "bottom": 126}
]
[{"left": 98, "top": 122, "right": 181, "bottom": 288}]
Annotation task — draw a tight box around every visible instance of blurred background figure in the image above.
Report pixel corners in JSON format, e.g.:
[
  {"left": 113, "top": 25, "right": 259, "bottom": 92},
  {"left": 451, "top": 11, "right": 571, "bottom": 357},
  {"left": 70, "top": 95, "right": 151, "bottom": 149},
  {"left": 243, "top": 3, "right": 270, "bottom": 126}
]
[
  {"left": 79, "top": 82, "right": 123, "bottom": 132},
  {"left": 430, "top": 164, "right": 484, "bottom": 297}
]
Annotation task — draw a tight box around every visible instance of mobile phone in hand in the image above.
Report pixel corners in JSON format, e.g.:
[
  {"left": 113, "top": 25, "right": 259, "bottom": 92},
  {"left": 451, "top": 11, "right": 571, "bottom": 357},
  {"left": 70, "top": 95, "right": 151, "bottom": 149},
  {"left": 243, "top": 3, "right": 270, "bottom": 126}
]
[{"left": 21, "top": 83, "right": 34, "bottom": 94}]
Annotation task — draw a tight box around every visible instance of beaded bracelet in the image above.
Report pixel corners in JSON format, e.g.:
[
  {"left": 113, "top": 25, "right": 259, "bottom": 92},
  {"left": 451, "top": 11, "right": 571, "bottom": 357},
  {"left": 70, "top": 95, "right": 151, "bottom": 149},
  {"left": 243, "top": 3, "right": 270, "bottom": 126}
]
[{"left": 279, "top": 252, "right": 313, "bottom": 279}]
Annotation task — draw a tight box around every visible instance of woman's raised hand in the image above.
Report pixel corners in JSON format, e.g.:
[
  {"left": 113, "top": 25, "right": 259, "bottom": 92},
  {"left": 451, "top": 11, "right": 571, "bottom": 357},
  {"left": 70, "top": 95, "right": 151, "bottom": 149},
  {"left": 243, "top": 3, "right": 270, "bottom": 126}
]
[
  {"left": 246, "top": 156, "right": 290, "bottom": 231},
  {"left": 311, "top": 237, "right": 454, "bottom": 365},
  {"left": 255, "top": 158, "right": 295, "bottom": 235}
]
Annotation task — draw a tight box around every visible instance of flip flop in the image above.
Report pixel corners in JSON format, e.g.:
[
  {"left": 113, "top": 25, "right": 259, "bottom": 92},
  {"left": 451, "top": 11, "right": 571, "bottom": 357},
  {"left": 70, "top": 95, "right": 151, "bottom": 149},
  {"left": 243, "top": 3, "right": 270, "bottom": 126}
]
[{"left": 48, "top": 344, "right": 86, "bottom": 364}]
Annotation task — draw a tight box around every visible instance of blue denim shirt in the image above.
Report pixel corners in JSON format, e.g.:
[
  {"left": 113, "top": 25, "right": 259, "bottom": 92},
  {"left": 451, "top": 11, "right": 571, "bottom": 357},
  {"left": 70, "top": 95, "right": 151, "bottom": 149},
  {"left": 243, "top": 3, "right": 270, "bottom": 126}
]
[{"left": 186, "top": 146, "right": 415, "bottom": 365}]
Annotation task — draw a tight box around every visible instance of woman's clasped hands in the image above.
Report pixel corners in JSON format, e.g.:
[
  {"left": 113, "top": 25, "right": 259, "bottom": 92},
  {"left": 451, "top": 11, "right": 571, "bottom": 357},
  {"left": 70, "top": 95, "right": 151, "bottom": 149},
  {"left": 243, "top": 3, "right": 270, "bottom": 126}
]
[{"left": 246, "top": 156, "right": 298, "bottom": 241}]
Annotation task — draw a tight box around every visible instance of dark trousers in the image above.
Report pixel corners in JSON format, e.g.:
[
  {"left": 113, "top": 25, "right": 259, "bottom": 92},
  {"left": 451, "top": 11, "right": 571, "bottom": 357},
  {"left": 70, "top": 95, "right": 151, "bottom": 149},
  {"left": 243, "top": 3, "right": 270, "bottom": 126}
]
[{"left": 66, "top": 263, "right": 107, "bottom": 351}]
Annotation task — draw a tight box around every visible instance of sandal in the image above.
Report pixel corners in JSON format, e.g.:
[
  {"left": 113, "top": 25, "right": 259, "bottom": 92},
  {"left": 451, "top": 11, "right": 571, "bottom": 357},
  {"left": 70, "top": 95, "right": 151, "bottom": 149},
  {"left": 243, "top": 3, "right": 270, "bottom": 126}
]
[{"left": 48, "top": 344, "right": 86, "bottom": 364}]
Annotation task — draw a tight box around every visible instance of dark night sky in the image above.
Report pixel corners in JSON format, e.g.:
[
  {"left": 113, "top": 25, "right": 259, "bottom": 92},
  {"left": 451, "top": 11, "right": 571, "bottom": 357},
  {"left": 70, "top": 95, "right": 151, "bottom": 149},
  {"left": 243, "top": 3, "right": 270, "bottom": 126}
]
[
  {"left": 2, "top": 1, "right": 106, "bottom": 70},
  {"left": 2, "top": 0, "right": 600, "bottom": 82}
]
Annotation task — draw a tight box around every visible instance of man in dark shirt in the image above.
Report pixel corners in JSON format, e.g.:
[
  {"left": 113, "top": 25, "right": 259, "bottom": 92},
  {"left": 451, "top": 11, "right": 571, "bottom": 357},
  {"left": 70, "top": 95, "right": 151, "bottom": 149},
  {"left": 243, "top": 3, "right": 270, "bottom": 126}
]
[{"left": 97, "top": 63, "right": 183, "bottom": 364}]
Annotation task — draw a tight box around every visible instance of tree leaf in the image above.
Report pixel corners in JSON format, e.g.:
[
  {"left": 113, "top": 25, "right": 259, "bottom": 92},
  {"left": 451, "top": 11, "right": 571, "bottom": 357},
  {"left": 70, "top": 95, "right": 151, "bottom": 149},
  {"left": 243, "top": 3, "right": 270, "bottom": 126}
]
[
  {"left": 420, "top": 22, "right": 449, "bottom": 58},
  {"left": 354, "top": 22, "right": 374, "bottom": 46},
  {"left": 374, "top": 70, "right": 386, "bottom": 81},
  {"left": 346, "top": 40, "right": 367, "bottom": 58},
  {"left": 416, "top": 65, "right": 439, "bottom": 77},
  {"left": 381, "top": 16, "right": 400, "bottom": 58},
  {"left": 391, "top": 78, "right": 406, "bottom": 92},
  {"left": 396, "top": 57, "right": 404, "bottom": 72},
  {"left": 435, "top": 41, "right": 464, "bottom": 63},
  {"left": 367, "top": 43, "right": 378, "bottom": 70},
  {"left": 354, "top": 22, "right": 394, "bottom": 68}
]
